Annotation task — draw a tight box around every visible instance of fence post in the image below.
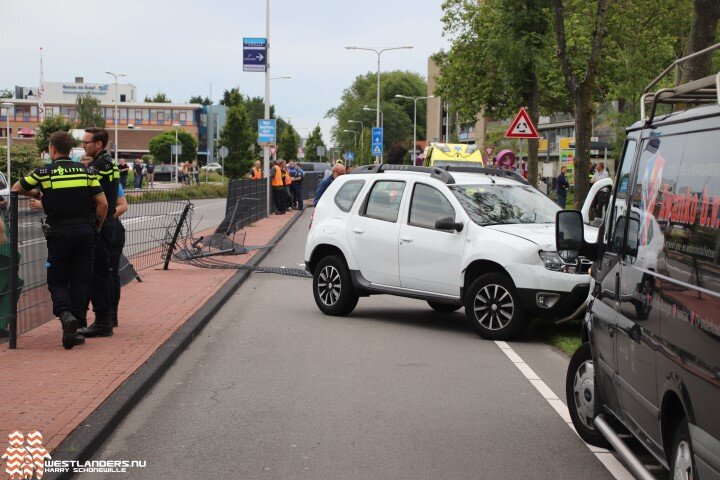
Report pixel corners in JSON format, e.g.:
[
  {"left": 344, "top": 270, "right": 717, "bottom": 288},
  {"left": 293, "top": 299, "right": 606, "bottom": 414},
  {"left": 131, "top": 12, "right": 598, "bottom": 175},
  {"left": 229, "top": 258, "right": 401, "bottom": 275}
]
[
  {"left": 8, "top": 191, "right": 18, "bottom": 349},
  {"left": 162, "top": 202, "right": 192, "bottom": 271}
]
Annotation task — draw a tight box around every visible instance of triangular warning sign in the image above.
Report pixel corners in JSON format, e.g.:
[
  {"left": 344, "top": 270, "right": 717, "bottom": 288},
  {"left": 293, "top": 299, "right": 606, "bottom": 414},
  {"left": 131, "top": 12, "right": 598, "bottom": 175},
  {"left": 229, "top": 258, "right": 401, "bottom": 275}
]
[
  {"left": 505, "top": 107, "right": 539, "bottom": 139},
  {"left": 485, "top": 146, "right": 494, "bottom": 156},
  {"left": 372, "top": 145, "right": 382, "bottom": 154}
]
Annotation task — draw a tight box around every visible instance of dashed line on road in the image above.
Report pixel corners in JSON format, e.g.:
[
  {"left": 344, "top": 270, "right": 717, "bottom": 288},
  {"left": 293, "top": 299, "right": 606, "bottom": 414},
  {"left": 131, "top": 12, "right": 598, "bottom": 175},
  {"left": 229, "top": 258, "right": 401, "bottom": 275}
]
[{"left": 493, "top": 340, "right": 634, "bottom": 480}]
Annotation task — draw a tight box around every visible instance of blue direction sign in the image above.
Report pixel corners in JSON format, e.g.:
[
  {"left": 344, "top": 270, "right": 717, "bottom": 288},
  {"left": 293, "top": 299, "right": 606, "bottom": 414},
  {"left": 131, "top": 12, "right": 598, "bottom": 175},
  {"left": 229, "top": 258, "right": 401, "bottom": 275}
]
[
  {"left": 344, "top": 152, "right": 355, "bottom": 162},
  {"left": 258, "top": 119, "right": 276, "bottom": 144},
  {"left": 371, "top": 127, "right": 383, "bottom": 156},
  {"left": 243, "top": 37, "right": 267, "bottom": 72}
]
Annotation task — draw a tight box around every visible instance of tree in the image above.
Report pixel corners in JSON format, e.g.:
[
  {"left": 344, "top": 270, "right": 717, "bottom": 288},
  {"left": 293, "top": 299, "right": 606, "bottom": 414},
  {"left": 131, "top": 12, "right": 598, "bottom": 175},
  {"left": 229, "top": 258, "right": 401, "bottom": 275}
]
[
  {"left": 219, "top": 88, "right": 243, "bottom": 108},
  {"left": 680, "top": 0, "right": 720, "bottom": 83},
  {"left": 144, "top": 92, "right": 171, "bottom": 103},
  {"left": 0, "top": 144, "right": 42, "bottom": 183},
  {"left": 552, "top": 0, "right": 611, "bottom": 208},
  {"left": 327, "top": 71, "right": 426, "bottom": 160},
  {"left": 303, "top": 125, "right": 326, "bottom": 163},
  {"left": 218, "top": 103, "right": 253, "bottom": 178},
  {"left": 148, "top": 130, "right": 198, "bottom": 164},
  {"left": 76, "top": 94, "right": 106, "bottom": 128},
  {"left": 278, "top": 124, "right": 300, "bottom": 161},
  {"left": 0, "top": 89, "right": 12, "bottom": 99},
  {"left": 436, "top": 0, "right": 566, "bottom": 187},
  {"left": 35, "top": 116, "right": 76, "bottom": 153},
  {"left": 189, "top": 95, "right": 212, "bottom": 105}
]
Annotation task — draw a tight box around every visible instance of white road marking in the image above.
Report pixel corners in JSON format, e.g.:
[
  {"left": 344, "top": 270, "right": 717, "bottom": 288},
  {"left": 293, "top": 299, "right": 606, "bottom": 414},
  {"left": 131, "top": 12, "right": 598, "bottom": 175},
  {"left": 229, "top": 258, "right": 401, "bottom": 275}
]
[{"left": 494, "top": 341, "right": 634, "bottom": 480}]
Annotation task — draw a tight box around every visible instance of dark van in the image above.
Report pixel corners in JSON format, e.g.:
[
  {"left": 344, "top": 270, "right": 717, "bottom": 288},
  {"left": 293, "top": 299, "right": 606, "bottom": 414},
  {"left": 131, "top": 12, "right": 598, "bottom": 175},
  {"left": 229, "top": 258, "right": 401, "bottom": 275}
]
[{"left": 559, "top": 46, "right": 720, "bottom": 480}]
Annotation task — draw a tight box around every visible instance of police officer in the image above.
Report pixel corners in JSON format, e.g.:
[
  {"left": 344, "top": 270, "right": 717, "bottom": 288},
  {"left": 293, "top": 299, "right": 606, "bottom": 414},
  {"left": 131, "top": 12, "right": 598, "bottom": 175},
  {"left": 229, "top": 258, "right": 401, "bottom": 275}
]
[
  {"left": 12, "top": 131, "right": 108, "bottom": 349},
  {"left": 77, "top": 128, "right": 119, "bottom": 338}
]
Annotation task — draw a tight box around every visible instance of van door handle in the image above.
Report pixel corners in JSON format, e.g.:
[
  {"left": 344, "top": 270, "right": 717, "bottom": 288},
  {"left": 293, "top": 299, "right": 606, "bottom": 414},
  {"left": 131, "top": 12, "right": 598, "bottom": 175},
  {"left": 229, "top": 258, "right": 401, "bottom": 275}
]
[
  {"left": 352, "top": 227, "right": 364, "bottom": 234},
  {"left": 400, "top": 236, "right": 414, "bottom": 243},
  {"left": 615, "top": 273, "right": 620, "bottom": 301}
]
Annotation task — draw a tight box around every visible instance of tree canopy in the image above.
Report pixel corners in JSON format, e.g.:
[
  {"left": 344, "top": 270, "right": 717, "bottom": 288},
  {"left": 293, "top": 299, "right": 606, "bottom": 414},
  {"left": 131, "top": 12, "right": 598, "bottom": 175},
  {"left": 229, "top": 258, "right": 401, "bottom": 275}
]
[
  {"left": 35, "top": 116, "right": 76, "bottom": 153},
  {"left": 189, "top": 95, "right": 213, "bottom": 105},
  {"left": 76, "top": 94, "right": 106, "bottom": 128},
  {"left": 148, "top": 130, "right": 198, "bottom": 164},
  {"left": 278, "top": 124, "right": 300, "bottom": 161},
  {"left": 218, "top": 103, "right": 253, "bottom": 178},
  {"left": 303, "top": 126, "right": 326, "bottom": 163},
  {"left": 328, "top": 71, "right": 427, "bottom": 161},
  {"left": 144, "top": 92, "right": 171, "bottom": 103}
]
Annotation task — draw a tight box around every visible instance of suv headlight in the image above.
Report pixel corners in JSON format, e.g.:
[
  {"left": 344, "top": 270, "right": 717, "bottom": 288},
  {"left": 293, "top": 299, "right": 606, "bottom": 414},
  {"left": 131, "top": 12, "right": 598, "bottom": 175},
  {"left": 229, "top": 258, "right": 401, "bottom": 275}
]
[{"left": 539, "top": 251, "right": 566, "bottom": 272}]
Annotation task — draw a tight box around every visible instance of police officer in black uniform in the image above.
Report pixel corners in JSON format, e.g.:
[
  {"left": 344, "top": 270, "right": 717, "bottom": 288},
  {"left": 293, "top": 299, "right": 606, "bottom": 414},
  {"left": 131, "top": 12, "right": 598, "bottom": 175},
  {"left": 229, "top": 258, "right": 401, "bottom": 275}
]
[
  {"left": 77, "top": 128, "right": 120, "bottom": 338},
  {"left": 12, "top": 131, "right": 108, "bottom": 349}
]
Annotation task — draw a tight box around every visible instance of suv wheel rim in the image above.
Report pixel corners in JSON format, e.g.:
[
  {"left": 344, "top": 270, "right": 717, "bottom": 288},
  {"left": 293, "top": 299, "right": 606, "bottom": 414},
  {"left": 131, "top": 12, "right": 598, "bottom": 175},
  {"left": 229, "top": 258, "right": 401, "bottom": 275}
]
[
  {"left": 473, "top": 284, "right": 514, "bottom": 330},
  {"left": 318, "top": 265, "right": 341, "bottom": 306},
  {"left": 572, "top": 360, "right": 596, "bottom": 431},
  {"left": 673, "top": 440, "right": 693, "bottom": 480}
]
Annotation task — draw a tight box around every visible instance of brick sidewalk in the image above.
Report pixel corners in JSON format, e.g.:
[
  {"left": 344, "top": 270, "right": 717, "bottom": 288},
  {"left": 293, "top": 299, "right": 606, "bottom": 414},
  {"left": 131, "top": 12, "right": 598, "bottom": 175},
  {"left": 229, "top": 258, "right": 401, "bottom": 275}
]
[{"left": 0, "top": 210, "right": 302, "bottom": 452}]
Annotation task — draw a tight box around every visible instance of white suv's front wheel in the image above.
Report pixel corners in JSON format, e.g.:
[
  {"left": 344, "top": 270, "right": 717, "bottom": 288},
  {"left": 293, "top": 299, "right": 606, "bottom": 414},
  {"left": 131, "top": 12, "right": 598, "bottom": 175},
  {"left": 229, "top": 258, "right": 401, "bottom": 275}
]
[
  {"left": 465, "top": 273, "right": 528, "bottom": 340},
  {"left": 313, "top": 255, "right": 359, "bottom": 316}
]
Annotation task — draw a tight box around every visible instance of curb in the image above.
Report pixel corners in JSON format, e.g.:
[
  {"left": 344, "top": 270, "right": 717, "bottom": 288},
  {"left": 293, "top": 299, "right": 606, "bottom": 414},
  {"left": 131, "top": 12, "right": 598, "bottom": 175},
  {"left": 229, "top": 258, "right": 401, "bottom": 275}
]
[{"left": 47, "top": 210, "right": 306, "bottom": 480}]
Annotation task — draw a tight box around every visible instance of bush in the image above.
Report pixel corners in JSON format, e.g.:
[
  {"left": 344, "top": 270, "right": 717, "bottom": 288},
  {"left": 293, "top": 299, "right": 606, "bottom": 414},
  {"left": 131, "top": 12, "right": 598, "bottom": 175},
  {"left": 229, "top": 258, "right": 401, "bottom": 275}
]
[{"left": 125, "top": 183, "right": 227, "bottom": 204}]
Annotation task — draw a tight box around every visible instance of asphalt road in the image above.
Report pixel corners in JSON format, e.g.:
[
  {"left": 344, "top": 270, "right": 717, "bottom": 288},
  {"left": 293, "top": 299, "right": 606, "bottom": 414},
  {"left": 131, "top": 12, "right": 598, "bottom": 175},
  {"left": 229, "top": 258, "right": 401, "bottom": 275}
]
[{"left": 76, "top": 210, "right": 628, "bottom": 480}]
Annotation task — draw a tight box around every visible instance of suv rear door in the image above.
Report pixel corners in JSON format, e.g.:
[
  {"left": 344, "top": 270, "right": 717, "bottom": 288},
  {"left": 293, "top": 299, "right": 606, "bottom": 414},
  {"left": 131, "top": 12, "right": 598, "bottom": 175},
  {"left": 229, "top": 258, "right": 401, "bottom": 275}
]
[
  {"left": 398, "top": 181, "right": 465, "bottom": 296},
  {"left": 346, "top": 179, "right": 407, "bottom": 287}
]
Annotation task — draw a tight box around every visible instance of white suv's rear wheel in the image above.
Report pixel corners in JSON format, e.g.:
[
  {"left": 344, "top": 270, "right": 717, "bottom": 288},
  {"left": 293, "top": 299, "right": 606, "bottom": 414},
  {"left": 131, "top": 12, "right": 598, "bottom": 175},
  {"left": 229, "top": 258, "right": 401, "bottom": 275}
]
[
  {"left": 313, "top": 255, "right": 359, "bottom": 316},
  {"left": 465, "top": 273, "right": 527, "bottom": 340}
]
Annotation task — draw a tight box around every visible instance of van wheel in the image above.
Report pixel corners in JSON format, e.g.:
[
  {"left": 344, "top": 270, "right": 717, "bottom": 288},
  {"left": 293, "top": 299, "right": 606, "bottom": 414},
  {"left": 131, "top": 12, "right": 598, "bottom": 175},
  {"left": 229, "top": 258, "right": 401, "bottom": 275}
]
[
  {"left": 427, "top": 301, "right": 461, "bottom": 313},
  {"left": 566, "top": 342, "right": 610, "bottom": 448},
  {"left": 313, "top": 256, "right": 358, "bottom": 316},
  {"left": 464, "top": 273, "right": 527, "bottom": 340},
  {"left": 670, "top": 418, "right": 696, "bottom": 480}
]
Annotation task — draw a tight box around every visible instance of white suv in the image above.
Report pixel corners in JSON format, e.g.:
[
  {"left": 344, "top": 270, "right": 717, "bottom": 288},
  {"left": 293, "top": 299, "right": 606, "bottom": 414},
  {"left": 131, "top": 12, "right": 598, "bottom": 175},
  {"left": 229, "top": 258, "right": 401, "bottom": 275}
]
[{"left": 304, "top": 164, "right": 599, "bottom": 340}]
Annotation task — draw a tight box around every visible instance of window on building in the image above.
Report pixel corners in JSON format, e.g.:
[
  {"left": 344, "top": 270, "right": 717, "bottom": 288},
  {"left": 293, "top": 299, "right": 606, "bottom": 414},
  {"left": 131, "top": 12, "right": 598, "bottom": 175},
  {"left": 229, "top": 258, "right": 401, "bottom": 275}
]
[{"left": 120, "top": 94, "right": 126, "bottom": 102}]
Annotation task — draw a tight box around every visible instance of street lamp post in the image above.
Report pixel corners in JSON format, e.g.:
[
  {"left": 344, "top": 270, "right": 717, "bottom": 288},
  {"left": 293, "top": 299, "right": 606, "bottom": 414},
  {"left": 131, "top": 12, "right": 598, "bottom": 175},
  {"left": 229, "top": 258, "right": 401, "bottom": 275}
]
[
  {"left": 173, "top": 123, "right": 181, "bottom": 184},
  {"left": 1, "top": 102, "right": 13, "bottom": 185},
  {"left": 346, "top": 45, "right": 413, "bottom": 163},
  {"left": 348, "top": 120, "right": 364, "bottom": 164},
  {"left": 362, "top": 106, "right": 383, "bottom": 127},
  {"left": 105, "top": 71, "right": 126, "bottom": 164},
  {"left": 342, "top": 129, "right": 357, "bottom": 160},
  {"left": 395, "top": 94, "right": 434, "bottom": 165}
]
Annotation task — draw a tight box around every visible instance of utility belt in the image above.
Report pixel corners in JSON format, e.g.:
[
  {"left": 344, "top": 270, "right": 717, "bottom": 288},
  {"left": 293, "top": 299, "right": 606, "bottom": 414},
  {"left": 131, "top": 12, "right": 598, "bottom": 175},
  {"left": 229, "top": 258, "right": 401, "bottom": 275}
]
[{"left": 41, "top": 215, "right": 96, "bottom": 238}]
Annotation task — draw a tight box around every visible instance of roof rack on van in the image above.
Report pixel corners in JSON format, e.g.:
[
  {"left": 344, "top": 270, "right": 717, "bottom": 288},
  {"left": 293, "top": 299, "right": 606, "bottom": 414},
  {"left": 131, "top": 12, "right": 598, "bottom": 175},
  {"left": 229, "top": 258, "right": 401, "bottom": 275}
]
[
  {"left": 641, "top": 42, "right": 720, "bottom": 124},
  {"left": 438, "top": 165, "right": 530, "bottom": 185},
  {"left": 349, "top": 164, "right": 456, "bottom": 184}
]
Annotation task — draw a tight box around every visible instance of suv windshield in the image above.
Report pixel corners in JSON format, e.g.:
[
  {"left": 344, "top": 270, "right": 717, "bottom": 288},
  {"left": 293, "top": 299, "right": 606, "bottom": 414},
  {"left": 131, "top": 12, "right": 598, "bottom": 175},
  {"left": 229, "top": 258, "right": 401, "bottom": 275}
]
[{"left": 450, "top": 184, "right": 560, "bottom": 226}]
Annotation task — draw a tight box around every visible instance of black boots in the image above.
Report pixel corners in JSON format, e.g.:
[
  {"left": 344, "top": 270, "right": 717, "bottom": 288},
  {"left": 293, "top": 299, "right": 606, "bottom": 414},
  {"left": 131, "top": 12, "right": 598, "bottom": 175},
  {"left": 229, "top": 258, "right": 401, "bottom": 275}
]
[
  {"left": 77, "top": 313, "right": 113, "bottom": 338},
  {"left": 60, "top": 311, "right": 85, "bottom": 350}
]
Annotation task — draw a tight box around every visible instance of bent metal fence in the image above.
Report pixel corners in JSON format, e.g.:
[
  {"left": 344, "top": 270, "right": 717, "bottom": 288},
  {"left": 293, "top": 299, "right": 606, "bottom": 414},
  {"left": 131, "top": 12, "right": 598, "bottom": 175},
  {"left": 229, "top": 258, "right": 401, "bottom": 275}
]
[{"left": 0, "top": 190, "right": 196, "bottom": 347}]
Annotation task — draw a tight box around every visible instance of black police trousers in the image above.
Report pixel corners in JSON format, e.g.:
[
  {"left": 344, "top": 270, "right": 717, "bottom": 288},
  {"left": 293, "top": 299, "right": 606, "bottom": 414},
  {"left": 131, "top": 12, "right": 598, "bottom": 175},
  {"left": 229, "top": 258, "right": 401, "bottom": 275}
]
[
  {"left": 109, "top": 219, "right": 126, "bottom": 314},
  {"left": 46, "top": 223, "right": 94, "bottom": 318},
  {"left": 90, "top": 219, "right": 116, "bottom": 318}
]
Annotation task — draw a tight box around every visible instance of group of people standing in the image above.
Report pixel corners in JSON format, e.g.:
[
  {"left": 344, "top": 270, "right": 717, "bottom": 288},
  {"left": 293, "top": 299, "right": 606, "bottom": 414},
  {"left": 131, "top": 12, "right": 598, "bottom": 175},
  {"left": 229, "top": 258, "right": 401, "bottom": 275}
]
[
  {"left": 12, "top": 128, "right": 126, "bottom": 349},
  {"left": 251, "top": 159, "right": 305, "bottom": 214},
  {"left": 118, "top": 158, "right": 155, "bottom": 189},
  {"left": 554, "top": 161, "right": 609, "bottom": 208}
]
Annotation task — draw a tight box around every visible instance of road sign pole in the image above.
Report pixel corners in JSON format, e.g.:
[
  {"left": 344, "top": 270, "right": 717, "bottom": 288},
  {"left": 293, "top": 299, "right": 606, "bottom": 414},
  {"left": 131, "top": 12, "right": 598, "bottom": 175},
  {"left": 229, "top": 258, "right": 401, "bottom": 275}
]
[{"left": 264, "top": 0, "right": 271, "bottom": 216}]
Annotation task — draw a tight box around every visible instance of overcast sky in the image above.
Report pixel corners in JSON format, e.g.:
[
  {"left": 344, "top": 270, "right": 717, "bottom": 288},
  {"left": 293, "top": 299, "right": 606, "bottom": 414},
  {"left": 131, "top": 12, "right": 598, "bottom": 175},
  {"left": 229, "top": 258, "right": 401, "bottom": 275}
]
[{"left": 1, "top": 0, "right": 449, "bottom": 146}]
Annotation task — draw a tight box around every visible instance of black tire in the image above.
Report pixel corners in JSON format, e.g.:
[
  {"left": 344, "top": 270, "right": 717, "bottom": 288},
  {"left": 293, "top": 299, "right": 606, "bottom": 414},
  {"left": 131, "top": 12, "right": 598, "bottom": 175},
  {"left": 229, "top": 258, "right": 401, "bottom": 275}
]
[
  {"left": 669, "top": 418, "right": 696, "bottom": 480},
  {"left": 464, "top": 273, "right": 527, "bottom": 340},
  {"left": 312, "top": 255, "right": 359, "bottom": 316},
  {"left": 566, "top": 342, "right": 610, "bottom": 448},
  {"left": 427, "top": 301, "right": 462, "bottom": 313}
]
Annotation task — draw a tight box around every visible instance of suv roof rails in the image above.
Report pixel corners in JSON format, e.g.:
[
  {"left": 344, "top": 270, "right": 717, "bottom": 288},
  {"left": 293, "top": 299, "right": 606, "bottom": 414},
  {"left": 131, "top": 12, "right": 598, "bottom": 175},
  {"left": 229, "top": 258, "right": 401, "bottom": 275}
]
[
  {"left": 349, "top": 164, "right": 456, "bottom": 184},
  {"left": 641, "top": 42, "right": 720, "bottom": 124},
  {"left": 438, "top": 165, "right": 530, "bottom": 185}
]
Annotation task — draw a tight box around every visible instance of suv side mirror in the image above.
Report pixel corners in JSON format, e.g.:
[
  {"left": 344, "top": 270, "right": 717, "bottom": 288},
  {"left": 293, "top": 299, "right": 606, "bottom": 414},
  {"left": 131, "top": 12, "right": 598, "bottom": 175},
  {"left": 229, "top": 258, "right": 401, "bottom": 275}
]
[
  {"left": 435, "top": 217, "right": 464, "bottom": 232},
  {"left": 556, "top": 210, "right": 584, "bottom": 262}
]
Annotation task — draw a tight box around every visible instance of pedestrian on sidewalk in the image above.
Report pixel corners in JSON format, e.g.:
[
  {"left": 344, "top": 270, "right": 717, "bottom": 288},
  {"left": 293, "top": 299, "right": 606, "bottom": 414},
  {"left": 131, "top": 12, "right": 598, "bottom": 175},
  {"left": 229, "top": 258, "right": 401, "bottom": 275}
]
[
  {"left": 109, "top": 184, "right": 128, "bottom": 327},
  {"left": 282, "top": 160, "right": 293, "bottom": 211},
  {"left": 590, "top": 162, "right": 609, "bottom": 184},
  {"left": 78, "top": 127, "right": 119, "bottom": 339},
  {"left": 556, "top": 166, "right": 569, "bottom": 208},
  {"left": 12, "top": 131, "right": 108, "bottom": 349},
  {"left": 250, "top": 160, "right": 263, "bottom": 180},
  {"left": 270, "top": 160, "right": 286, "bottom": 214},
  {"left": 133, "top": 160, "right": 143, "bottom": 189},
  {"left": 118, "top": 158, "right": 129, "bottom": 188},
  {"left": 146, "top": 159, "right": 155, "bottom": 188},
  {"left": 288, "top": 161, "right": 304, "bottom": 210},
  {"left": 314, "top": 163, "right": 346, "bottom": 206}
]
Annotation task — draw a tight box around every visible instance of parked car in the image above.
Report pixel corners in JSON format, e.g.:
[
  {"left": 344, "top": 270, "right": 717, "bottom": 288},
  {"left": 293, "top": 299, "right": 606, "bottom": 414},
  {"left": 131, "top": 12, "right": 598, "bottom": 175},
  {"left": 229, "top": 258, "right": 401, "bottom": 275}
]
[
  {"left": 562, "top": 47, "right": 720, "bottom": 480},
  {"left": 202, "top": 162, "right": 223, "bottom": 173},
  {"left": 152, "top": 164, "right": 180, "bottom": 182},
  {"left": 304, "top": 164, "right": 603, "bottom": 340}
]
